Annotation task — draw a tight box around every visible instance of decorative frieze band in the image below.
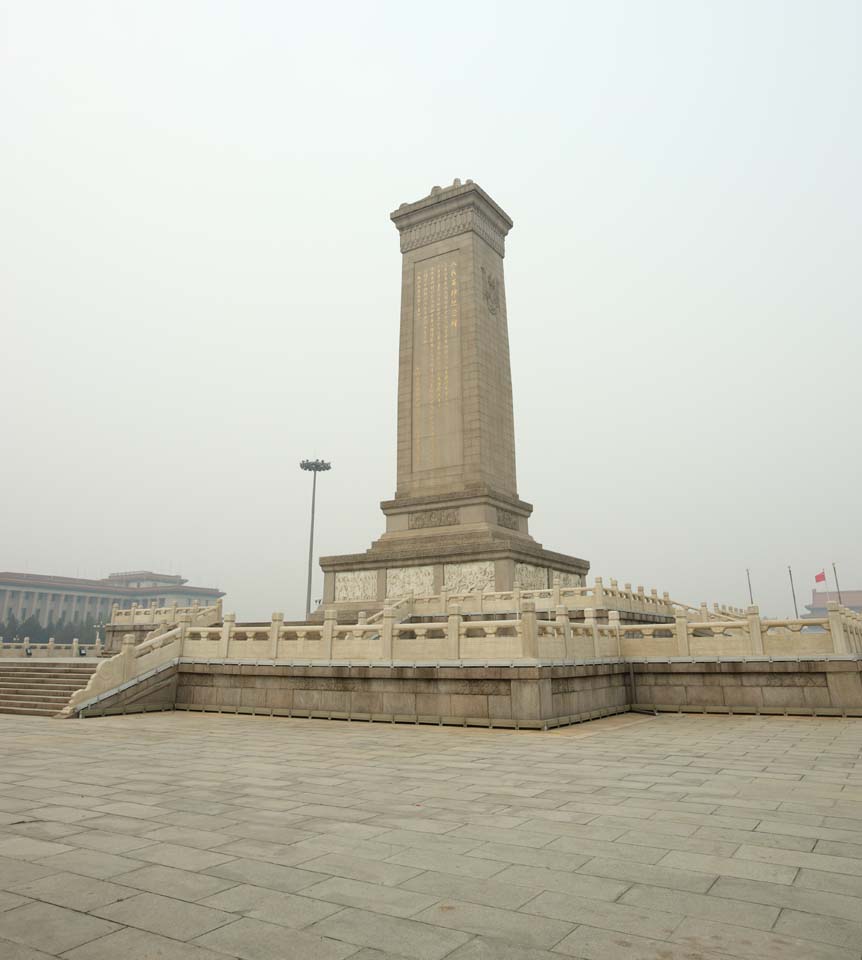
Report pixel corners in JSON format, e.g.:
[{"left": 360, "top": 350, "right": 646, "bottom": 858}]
[
  {"left": 399, "top": 207, "right": 506, "bottom": 257},
  {"left": 496, "top": 508, "right": 520, "bottom": 530},
  {"left": 408, "top": 509, "right": 459, "bottom": 530}
]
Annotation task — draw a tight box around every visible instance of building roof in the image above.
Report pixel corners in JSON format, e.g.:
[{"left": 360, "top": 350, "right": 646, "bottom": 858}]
[
  {"left": 106, "top": 571, "right": 187, "bottom": 585},
  {"left": 0, "top": 571, "right": 223, "bottom": 598},
  {"left": 805, "top": 588, "right": 862, "bottom": 613}
]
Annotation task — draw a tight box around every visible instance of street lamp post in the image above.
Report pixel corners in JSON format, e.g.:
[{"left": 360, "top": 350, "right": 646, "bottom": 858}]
[{"left": 300, "top": 459, "right": 331, "bottom": 621}]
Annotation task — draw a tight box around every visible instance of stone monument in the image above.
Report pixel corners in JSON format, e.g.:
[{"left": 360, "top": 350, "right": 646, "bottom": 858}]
[{"left": 320, "top": 180, "right": 589, "bottom": 617}]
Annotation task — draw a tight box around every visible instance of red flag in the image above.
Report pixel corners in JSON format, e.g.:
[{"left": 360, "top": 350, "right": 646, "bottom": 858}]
[{"left": 815, "top": 570, "right": 826, "bottom": 583}]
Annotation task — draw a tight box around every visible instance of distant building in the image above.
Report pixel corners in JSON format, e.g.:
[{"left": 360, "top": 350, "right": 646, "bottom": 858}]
[
  {"left": 0, "top": 570, "right": 224, "bottom": 627},
  {"left": 805, "top": 589, "right": 862, "bottom": 618}
]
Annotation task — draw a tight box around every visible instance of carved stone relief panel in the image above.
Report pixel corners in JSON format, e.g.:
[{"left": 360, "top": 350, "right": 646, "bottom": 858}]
[
  {"left": 443, "top": 561, "right": 495, "bottom": 593},
  {"left": 408, "top": 509, "right": 459, "bottom": 530},
  {"left": 554, "top": 571, "right": 583, "bottom": 587},
  {"left": 386, "top": 565, "right": 435, "bottom": 599},
  {"left": 334, "top": 570, "right": 378, "bottom": 602},
  {"left": 514, "top": 563, "right": 548, "bottom": 590},
  {"left": 496, "top": 508, "right": 520, "bottom": 530}
]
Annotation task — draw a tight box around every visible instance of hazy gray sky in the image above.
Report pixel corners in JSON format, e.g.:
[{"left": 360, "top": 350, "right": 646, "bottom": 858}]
[{"left": 2, "top": 1, "right": 859, "bottom": 620}]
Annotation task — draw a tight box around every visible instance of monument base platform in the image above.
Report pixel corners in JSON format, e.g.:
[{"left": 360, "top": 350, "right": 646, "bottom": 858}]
[{"left": 318, "top": 535, "right": 589, "bottom": 622}]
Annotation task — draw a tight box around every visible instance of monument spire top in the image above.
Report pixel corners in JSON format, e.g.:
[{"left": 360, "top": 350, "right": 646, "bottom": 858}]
[{"left": 391, "top": 180, "right": 513, "bottom": 257}]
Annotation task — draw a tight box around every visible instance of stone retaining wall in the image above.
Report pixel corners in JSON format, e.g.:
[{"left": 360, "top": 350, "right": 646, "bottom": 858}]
[
  {"left": 632, "top": 659, "right": 862, "bottom": 716},
  {"left": 173, "top": 662, "right": 631, "bottom": 729},
  {"left": 72, "top": 657, "right": 862, "bottom": 726}
]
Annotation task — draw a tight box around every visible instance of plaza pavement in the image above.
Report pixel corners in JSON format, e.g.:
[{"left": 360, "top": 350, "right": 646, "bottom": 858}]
[{"left": 0, "top": 711, "right": 861, "bottom": 960}]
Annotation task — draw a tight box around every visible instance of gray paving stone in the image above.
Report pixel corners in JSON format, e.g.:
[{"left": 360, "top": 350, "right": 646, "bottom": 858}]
[
  {"left": 33, "top": 848, "right": 141, "bottom": 879},
  {"left": 9, "top": 871, "right": 134, "bottom": 911},
  {"left": 194, "top": 916, "right": 358, "bottom": 960},
  {"left": 755, "top": 818, "right": 862, "bottom": 844},
  {"left": 62, "top": 926, "right": 231, "bottom": 960},
  {"left": 372, "top": 829, "right": 479, "bottom": 854},
  {"left": 494, "top": 863, "right": 628, "bottom": 900},
  {"left": 735, "top": 842, "right": 862, "bottom": 876},
  {"left": 0, "top": 837, "right": 75, "bottom": 860},
  {"left": 126, "top": 841, "right": 237, "bottom": 871},
  {"left": 82, "top": 815, "right": 163, "bottom": 836},
  {"left": 672, "top": 915, "right": 857, "bottom": 959},
  {"left": 310, "top": 907, "right": 472, "bottom": 959},
  {"left": 387, "top": 847, "right": 507, "bottom": 879},
  {"left": 205, "top": 857, "right": 325, "bottom": 892},
  {"left": 447, "top": 824, "right": 560, "bottom": 848},
  {"left": 290, "top": 833, "right": 400, "bottom": 861},
  {"left": 614, "top": 829, "right": 740, "bottom": 857},
  {"left": 400, "top": 870, "right": 538, "bottom": 909},
  {"left": 0, "top": 901, "right": 120, "bottom": 954},
  {"left": 813, "top": 837, "right": 862, "bottom": 860},
  {"left": 113, "top": 864, "right": 240, "bottom": 901},
  {"left": 695, "top": 824, "right": 816, "bottom": 851},
  {"left": 3, "top": 709, "right": 862, "bottom": 958},
  {"left": 775, "top": 908, "right": 862, "bottom": 948},
  {"left": 413, "top": 898, "right": 573, "bottom": 948},
  {"left": 218, "top": 821, "right": 315, "bottom": 844},
  {"left": 303, "top": 875, "right": 435, "bottom": 917},
  {"left": 659, "top": 849, "right": 798, "bottom": 883},
  {"left": 92, "top": 801, "right": 172, "bottom": 820},
  {"left": 576, "top": 857, "right": 716, "bottom": 893},
  {"left": 63, "top": 830, "right": 158, "bottom": 854},
  {"left": 465, "top": 841, "right": 591, "bottom": 872},
  {"left": 619, "top": 882, "right": 779, "bottom": 929},
  {"left": 2, "top": 821, "right": 83, "bottom": 841},
  {"left": 92, "top": 891, "right": 235, "bottom": 940},
  {"left": 711, "top": 875, "right": 862, "bottom": 922},
  {"left": 446, "top": 937, "right": 570, "bottom": 959},
  {"left": 212, "top": 836, "right": 320, "bottom": 866},
  {"left": 301, "top": 852, "right": 425, "bottom": 885},
  {"left": 546, "top": 835, "right": 668, "bottom": 864},
  {"left": 793, "top": 866, "right": 862, "bottom": 897},
  {"left": 0, "top": 938, "right": 56, "bottom": 960},
  {"left": 520, "top": 890, "right": 680, "bottom": 940},
  {"left": 0, "top": 891, "right": 30, "bottom": 912},
  {"left": 0, "top": 855, "right": 54, "bottom": 890},
  {"left": 142, "top": 826, "right": 235, "bottom": 850},
  {"left": 198, "top": 883, "right": 342, "bottom": 927}
]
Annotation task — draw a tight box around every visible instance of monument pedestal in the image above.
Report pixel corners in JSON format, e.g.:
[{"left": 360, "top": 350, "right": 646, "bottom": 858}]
[{"left": 318, "top": 180, "right": 588, "bottom": 621}]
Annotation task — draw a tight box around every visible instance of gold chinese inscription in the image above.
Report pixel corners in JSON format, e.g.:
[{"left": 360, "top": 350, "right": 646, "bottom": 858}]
[{"left": 412, "top": 256, "right": 462, "bottom": 473}]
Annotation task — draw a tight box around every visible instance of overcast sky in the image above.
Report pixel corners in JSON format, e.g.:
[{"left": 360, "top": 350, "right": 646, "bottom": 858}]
[{"left": 2, "top": 1, "right": 859, "bottom": 620}]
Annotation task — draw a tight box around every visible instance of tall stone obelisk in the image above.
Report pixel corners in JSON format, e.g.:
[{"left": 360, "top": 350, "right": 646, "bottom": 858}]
[{"left": 320, "top": 180, "right": 588, "bottom": 615}]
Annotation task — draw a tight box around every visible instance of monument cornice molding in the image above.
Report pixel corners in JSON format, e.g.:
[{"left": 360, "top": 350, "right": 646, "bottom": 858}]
[
  {"left": 391, "top": 180, "right": 513, "bottom": 257},
  {"left": 396, "top": 205, "right": 506, "bottom": 257},
  {"left": 382, "top": 489, "right": 534, "bottom": 517},
  {"left": 320, "top": 539, "right": 590, "bottom": 573}
]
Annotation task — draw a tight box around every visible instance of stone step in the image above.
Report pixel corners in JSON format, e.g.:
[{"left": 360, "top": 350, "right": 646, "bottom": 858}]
[
  {"left": 0, "top": 692, "right": 81, "bottom": 702},
  {"left": 0, "top": 696, "right": 68, "bottom": 709},
  {"left": 0, "top": 706, "right": 59, "bottom": 717},
  {"left": 0, "top": 662, "right": 96, "bottom": 717},
  {"left": 0, "top": 675, "right": 95, "bottom": 684},
  {"left": 0, "top": 670, "right": 97, "bottom": 679},
  {"left": 0, "top": 665, "right": 98, "bottom": 672},
  {"left": 0, "top": 696, "right": 71, "bottom": 708}
]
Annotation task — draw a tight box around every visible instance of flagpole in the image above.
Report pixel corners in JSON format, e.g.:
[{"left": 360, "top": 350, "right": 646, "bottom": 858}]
[
  {"left": 833, "top": 562, "right": 843, "bottom": 606},
  {"left": 788, "top": 565, "right": 799, "bottom": 619},
  {"left": 745, "top": 568, "right": 754, "bottom": 605}
]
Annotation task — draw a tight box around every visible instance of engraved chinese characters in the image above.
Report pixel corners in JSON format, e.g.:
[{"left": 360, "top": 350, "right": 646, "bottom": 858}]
[{"left": 412, "top": 257, "right": 462, "bottom": 474}]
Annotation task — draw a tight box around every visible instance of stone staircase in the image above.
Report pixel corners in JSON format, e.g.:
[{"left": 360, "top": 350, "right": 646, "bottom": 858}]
[{"left": 0, "top": 661, "right": 99, "bottom": 717}]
